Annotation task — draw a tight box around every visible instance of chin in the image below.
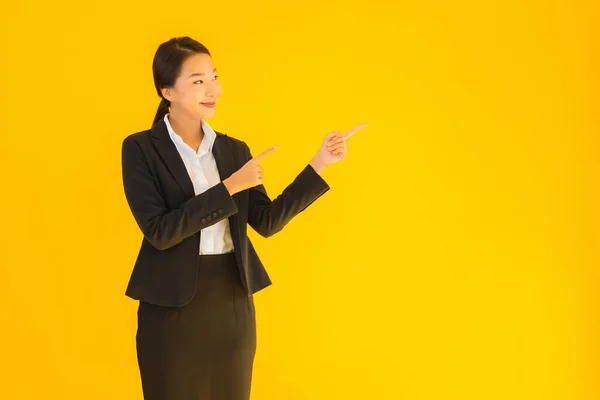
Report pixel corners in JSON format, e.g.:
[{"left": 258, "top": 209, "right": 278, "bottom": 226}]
[
  {"left": 200, "top": 109, "right": 216, "bottom": 120},
  {"left": 188, "top": 109, "right": 214, "bottom": 121}
]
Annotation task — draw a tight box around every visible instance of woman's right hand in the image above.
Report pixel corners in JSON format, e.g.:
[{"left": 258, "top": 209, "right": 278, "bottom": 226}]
[{"left": 223, "top": 146, "right": 277, "bottom": 195}]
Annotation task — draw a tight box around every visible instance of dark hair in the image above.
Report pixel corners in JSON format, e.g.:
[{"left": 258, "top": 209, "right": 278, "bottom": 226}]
[{"left": 152, "top": 37, "right": 211, "bottom": 127}]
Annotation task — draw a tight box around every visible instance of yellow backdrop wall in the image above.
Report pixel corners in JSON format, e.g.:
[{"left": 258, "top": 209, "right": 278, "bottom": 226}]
[{"left": 0, "top": 0, "right": 598, "bottom": 399}]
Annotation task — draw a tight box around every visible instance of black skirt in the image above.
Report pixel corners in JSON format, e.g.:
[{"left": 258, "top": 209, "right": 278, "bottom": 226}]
[{"left": 135, "top": 252, "right": 257, "bottom": 400}]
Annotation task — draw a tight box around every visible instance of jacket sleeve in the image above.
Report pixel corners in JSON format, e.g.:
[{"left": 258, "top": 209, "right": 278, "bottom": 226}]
[
  {"left": 121, "top": 137, "right": 239, "bottom": 250},
  {"left": 244, "top": 142, "right": 331, "bottom": 238}
]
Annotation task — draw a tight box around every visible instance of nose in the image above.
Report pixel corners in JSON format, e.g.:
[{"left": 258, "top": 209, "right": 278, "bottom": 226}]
[{"left": 206, "top": 80, "right": 221, "bottom": 96}]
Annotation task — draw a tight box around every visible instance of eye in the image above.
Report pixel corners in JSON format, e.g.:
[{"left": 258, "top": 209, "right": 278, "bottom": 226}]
[{"left": 193, "top": 75, "right": 218, "bottom": 84}]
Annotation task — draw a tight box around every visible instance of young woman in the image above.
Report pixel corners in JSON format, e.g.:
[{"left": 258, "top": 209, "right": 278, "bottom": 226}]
[{"left": 121, "top": 36, "right": 365, "bottom": 400}]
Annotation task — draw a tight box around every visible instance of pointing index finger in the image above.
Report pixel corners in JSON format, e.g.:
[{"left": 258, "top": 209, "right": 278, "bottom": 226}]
[
  {"left": 343, "top": 123, "right": 368, "bottom": 139},
  {"left": 252, "top": 146, "right": 278, "bottom": 162}
]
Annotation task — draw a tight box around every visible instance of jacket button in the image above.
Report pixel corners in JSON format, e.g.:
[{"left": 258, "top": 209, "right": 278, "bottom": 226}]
[
  {"left": 201, "top": 218, "right": 207, "bottom": 223},
  {"left": 207, "top": 215, "right": 212, "bottom": 221},
  {"left": 212, "top": 212, "right": 218, "bottom": 217},
  {"left": 218, "top": 209, "right": 223, "bottom": 214}
]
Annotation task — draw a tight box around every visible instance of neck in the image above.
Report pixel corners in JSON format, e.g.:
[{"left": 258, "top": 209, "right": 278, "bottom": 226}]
[{"left": 167, "top": 111, "right": 204, "bottom": 144}]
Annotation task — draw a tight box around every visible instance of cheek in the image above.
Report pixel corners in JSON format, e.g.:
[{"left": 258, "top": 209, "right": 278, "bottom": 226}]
[{"left": 184, "top": 88, "right": 203, "bottom": 104}]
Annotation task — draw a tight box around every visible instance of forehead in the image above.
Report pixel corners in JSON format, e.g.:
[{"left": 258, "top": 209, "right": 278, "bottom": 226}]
[{"left": 180, "top": 53, "right": 215, "bottom": 75}]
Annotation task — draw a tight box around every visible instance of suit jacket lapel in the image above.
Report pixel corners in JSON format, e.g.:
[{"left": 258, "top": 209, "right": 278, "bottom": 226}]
[
  {"left": 212, "top": 130, "right": 242, "bottom": 255},
  {"left": 211, "top": 131, "right": 236, "bottom": 186},
  {"left": 150, "top": 118, "right": 242, "bottom": 256},
  {"left": 150, "top": 118, "right": 235, "bottom": 200},
  {"left": 151, "top": 119, "right": 195, "bottom": 198}
]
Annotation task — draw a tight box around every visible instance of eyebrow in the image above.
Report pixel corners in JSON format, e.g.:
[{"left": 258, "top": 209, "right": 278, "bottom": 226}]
[{"left": 188, "top": 68, "right": 217, "bottom": 78}]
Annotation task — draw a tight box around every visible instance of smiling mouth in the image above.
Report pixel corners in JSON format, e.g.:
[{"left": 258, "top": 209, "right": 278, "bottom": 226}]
[{"left": 200, "top": 102, "right": 216, "bottom": 108}]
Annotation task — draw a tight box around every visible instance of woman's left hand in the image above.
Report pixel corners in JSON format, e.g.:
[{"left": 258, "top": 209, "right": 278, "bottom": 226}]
[{"left": 310, "top": 123, "right": 367, "bottom": 173}]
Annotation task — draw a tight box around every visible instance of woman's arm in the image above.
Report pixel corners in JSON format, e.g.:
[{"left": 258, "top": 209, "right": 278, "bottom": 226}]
[
  {"left": 121, "top": 137, "right": 238, "bottom": 250},
  {"left": 244, "top": 143, "right": 330, "bottom": 238},
  {"left": 245, "top": 122, "right": 366, "bottom": 238}
]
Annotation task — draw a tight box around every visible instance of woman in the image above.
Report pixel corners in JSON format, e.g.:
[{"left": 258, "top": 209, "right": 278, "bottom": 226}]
[{"left": 121, "top": 36, "right": 365, "bottom": 400}]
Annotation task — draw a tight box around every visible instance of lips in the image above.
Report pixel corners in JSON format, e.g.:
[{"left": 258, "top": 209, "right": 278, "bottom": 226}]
[{"left": 200, "top": 102, "right": 216, "bottom": 108}]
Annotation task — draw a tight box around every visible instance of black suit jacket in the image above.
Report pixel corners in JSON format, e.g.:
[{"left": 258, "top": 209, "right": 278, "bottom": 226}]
[{"left": 121, "top": 118, "right": 330, "bottom": 307}]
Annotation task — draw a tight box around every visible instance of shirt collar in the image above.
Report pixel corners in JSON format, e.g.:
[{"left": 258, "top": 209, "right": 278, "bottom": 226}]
[{"left": 164, "top": 113, "right": 216, "bottom": 156}]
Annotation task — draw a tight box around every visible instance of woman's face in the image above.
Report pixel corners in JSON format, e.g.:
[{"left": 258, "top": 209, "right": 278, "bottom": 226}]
[{"left": 161, "top": 52, "right": 221, "bottom": 120}]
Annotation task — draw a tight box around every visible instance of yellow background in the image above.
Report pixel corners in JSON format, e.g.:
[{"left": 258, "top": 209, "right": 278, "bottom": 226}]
[{"left": 1, "top": 0, "right": 598, "bottom": 399}]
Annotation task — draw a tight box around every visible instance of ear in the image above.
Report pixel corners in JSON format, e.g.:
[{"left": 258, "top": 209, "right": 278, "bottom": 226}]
[{"left": 161, "top": 87, "right": 173, "bottom": 102}]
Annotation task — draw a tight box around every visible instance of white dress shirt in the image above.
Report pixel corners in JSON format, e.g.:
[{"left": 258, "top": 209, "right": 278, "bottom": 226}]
[{"left": 164, "top": 113, "right": 235, "bottom": 255}]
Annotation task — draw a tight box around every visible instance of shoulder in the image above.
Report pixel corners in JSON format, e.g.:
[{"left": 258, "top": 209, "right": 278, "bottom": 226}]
[
  {"left": 122, "top": 129, "right": 152, "bottom": 146},
  {"left": 215, "top": 130, "right": 249, "bottom": 151},
  {"left": 214, "top": 131, "right": 253, "bottom": 163},
  {"left": 121, "top": 129, "right": 154, "bottom": 163}
]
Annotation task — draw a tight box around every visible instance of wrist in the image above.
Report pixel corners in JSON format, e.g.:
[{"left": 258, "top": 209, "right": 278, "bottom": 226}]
[
  {"left": 223, "top": 177, "right": 237, "bottom": 195},
  {"left": 310, "top": 157, "right": 327, "bottom": 175}
]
